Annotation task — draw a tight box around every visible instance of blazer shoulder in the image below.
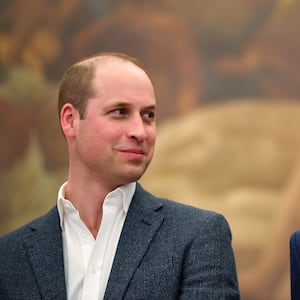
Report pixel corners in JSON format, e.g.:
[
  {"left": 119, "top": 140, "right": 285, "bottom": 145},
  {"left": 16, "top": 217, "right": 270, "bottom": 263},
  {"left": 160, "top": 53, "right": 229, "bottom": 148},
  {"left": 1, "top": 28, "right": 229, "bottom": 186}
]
[
  {"left": 291, "top": 230, "right": 300, "bottom": 239},
  {"left": 0, "top": 206, "right": 59, "bottom": 244},
  {"left": 135, "top": 183, "right": 229, "bottom": 232},
  {"left": 291, "top": 230, "right": 300, "bottom": 251}
]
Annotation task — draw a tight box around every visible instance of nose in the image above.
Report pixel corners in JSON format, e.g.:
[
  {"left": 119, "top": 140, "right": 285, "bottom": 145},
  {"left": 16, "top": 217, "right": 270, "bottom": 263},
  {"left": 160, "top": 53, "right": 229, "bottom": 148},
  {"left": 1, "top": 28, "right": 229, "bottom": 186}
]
[{"left": 128, "top": 115, "right": 147, "bottom": 142}]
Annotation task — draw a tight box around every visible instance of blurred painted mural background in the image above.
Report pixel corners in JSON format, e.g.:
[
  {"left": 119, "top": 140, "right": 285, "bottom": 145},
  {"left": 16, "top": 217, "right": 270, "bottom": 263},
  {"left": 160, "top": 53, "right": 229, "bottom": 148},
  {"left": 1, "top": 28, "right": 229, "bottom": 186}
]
[{"left": 1, "top": 0, "right": 300, "bottom": 299}]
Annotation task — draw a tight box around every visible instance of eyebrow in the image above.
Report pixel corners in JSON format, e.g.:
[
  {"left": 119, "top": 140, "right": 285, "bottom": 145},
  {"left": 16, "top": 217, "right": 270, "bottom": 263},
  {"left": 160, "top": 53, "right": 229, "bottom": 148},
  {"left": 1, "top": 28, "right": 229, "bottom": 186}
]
[
  {"left": 143, "top": 104, "right": 157, "bottom": 110},
  {"left": 105, "top": 101, "right": 157, "bottom": 110}
]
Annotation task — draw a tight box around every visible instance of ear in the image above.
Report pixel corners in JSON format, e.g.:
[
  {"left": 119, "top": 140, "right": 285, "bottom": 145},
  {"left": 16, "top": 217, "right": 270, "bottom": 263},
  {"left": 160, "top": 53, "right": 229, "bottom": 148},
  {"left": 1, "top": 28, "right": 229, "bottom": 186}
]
[{"left": 60, "top": 103, "right": 78, "bottom": 138}]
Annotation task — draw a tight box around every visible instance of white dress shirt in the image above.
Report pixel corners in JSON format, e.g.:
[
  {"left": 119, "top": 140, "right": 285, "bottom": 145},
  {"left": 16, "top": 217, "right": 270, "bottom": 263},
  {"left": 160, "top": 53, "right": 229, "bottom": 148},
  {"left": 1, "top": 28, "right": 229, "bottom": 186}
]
[{"left": 57, "top": 182, "right": 136, "bottom": 300}]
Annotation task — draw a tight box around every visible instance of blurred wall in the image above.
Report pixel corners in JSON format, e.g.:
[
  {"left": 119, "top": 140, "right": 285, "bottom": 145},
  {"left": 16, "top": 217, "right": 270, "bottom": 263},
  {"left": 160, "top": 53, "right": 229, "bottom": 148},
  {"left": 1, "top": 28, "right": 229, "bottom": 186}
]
[{"left": 1, "top": 1, "right": 300, "bottom": 299}]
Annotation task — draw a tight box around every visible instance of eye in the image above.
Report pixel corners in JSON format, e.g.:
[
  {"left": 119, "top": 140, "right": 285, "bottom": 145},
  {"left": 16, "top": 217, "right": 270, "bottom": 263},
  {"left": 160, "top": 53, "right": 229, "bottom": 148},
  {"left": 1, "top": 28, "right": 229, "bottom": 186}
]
[
  {"left": 143, "top": 110, "right": 156, "bottom": 122},
  {"left": 112, "top": 108, "right": 128, "bottom": 116}
]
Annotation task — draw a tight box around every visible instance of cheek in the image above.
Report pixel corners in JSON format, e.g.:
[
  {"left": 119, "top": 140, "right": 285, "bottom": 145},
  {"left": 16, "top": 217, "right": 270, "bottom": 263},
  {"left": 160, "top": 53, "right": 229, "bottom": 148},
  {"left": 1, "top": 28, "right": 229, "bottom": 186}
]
[
  {"left": 103, "top": 126, "right": 124, "bottom": 142},
  {"left": 148, "top": 128, "right": 157, "bottom": 145},
  {"left": 80, "top": 118, "right": 118, "bottom": 140}
]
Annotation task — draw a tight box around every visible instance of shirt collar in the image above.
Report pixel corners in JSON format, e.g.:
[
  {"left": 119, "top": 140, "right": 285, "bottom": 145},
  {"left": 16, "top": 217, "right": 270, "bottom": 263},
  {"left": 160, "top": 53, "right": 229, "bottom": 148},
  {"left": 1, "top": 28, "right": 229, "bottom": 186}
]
[{"left": 57, "top": 181, "right": 136, "bottom": 230}]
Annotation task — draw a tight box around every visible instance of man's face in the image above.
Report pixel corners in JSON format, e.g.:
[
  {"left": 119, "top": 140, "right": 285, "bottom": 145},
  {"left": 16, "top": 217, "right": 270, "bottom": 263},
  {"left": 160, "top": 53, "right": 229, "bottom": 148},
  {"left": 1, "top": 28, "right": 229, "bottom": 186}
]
[{"left": 72, "top": 60, "right": 157, "bottom": 188}]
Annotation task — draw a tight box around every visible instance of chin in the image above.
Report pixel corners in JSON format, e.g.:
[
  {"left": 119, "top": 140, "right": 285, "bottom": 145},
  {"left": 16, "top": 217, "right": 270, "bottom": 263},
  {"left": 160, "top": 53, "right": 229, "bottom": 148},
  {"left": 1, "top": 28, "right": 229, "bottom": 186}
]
[{"left": 123, "top": 169, "right": 145, "bottom": 183}]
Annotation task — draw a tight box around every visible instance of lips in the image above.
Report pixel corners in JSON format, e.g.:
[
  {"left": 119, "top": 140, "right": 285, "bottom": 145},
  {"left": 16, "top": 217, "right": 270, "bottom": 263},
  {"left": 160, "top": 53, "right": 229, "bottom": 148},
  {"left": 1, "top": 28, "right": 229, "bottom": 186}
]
[
  {"left": 122, "top": 148, "right": 145, "bottom": 154},
  {"left": 118, "top": 148, "right": 146, "bottom": 160}
]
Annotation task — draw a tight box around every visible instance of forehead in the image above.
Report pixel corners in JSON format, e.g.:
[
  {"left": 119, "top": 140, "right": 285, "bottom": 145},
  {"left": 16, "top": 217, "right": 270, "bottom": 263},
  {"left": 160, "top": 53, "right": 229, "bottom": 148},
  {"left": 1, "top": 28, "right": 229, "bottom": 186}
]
[{"left": 91, "top": 59, "right": 155, "bottom": 95}]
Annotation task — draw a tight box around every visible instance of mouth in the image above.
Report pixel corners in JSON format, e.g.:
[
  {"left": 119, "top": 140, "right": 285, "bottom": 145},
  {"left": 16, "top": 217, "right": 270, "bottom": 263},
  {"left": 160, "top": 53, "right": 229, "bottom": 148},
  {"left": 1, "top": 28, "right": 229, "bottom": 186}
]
[
  {"left": 119, "top": 148, "right": 146, "bottom": 160},
  {"left": 123, "top": 148, "right": 145, "bottom": 154}
]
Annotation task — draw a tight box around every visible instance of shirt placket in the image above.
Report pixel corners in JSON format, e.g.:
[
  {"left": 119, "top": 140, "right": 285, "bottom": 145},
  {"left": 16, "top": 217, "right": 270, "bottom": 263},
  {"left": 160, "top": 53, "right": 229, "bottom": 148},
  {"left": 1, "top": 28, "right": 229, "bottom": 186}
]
[{"left": 81, "top": 196, "right": 120, "bottom": 300}]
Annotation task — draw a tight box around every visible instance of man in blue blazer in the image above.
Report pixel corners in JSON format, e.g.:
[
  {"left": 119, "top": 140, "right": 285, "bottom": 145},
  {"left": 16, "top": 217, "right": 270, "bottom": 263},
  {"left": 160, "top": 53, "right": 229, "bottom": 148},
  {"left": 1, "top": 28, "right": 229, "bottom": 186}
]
[{"left": 0, "top": 52, "right": 240, "bottom": 299}]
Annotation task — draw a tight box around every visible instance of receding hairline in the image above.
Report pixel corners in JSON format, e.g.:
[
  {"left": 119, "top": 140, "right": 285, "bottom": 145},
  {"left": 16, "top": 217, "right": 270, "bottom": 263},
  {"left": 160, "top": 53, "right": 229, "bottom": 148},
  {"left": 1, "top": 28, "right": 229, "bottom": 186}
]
[{"left": 75, "top": 52, "right": 145, "bottom": 71}]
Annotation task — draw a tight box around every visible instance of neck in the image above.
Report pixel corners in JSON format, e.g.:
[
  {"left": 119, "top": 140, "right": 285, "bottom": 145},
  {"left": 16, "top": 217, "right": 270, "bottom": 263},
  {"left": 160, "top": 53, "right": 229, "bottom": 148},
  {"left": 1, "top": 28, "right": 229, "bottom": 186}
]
[{"left": 64, "top": 179, "right": 113, "bottom": 239}]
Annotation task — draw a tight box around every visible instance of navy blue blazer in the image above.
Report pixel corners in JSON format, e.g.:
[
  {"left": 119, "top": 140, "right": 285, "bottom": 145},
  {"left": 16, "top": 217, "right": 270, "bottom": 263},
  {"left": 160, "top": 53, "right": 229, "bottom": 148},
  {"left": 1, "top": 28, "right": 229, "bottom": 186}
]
[
  {"left": 0, "top": 183, "right": 240, "bottom": 299},
  {"left": 290, "top": 230, "right": 300, "bottom": 300}
]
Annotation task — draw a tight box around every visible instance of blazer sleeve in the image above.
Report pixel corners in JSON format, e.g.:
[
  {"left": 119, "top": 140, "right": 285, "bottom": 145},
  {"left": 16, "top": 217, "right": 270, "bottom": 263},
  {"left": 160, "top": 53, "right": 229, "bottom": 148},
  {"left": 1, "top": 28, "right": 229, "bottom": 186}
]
[
  {"left": 290, "top": 230, "right": 300, "bottom": 300},
  {"left": 179, "top": 213, "right": 240, "bottom": 300}
]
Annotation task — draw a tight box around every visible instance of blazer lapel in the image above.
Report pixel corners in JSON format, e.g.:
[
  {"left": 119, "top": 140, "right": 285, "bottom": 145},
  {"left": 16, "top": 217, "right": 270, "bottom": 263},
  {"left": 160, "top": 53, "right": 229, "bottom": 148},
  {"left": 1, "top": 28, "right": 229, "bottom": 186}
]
[
  {"left": 23, "top": 207, "right": 67, "bottom": 299},
  {"left": 104, "top": 184, "right": 164, "bottom": 299}
]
